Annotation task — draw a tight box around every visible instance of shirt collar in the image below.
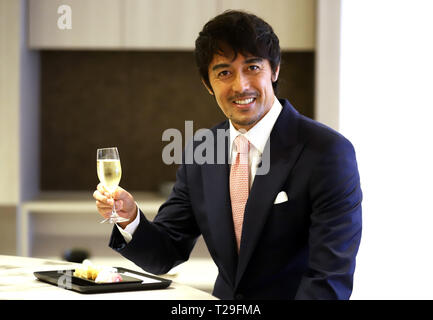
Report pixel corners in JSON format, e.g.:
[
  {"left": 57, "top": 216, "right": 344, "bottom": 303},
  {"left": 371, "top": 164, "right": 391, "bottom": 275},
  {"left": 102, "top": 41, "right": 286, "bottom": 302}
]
[{"left": 229, "top": 96, "right": 283, "bottom": 154}]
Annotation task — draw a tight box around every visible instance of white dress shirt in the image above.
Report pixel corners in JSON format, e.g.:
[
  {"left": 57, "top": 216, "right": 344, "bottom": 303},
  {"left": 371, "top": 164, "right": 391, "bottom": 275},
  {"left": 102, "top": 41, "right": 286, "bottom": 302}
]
[
  {"left": 116, "top": 96, "right": 283, "bottom": 243},
  {"left": 229, "top": 96, "right": 282, "bottom": 189}
]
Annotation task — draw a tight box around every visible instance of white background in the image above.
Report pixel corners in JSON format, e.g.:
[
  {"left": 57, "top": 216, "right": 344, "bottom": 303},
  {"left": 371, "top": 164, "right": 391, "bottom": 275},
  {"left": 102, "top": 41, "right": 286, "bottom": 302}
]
[{"left": 338, "top": 0, "right": 433, "bottom": 299}]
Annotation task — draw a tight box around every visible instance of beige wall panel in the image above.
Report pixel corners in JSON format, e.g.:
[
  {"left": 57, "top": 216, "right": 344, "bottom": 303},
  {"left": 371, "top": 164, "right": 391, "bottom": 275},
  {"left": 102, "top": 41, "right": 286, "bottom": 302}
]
[
  {"left": 0, "top": 206, "right": 17, "bottom": 255},
  {"left": 124, "top": 0, "right": 218, "bottom": 49},
  {"left": 219, "top": 0, "right": 316, "bottom": 50},
  {"left": 28, "top": 0, "right": 122, "bottom": 49},
  {"left": 0, "top": 0, "right": 20, "bottom": 205},
  {"left": 315, "top": 0, "right": 341, "bottom": 131}
]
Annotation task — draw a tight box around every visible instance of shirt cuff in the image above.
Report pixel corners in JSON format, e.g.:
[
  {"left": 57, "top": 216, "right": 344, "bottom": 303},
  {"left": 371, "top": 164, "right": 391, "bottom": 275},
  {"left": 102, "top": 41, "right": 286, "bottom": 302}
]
[{"left": 115, "top": 203, "right": 140, "bottom": 244}]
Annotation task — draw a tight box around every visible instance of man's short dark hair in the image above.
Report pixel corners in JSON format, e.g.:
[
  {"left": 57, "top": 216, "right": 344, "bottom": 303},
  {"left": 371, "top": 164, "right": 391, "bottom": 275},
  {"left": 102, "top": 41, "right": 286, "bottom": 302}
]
[{"left": 194, "top": 10, "right": 281, "bottom": 93}]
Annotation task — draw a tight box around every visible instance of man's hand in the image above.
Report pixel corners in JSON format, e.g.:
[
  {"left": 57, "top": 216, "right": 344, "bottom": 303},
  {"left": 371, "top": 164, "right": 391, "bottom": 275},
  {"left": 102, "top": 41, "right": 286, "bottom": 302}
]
[{"left": 93, "top": 183, "right": 138, "bottom": 229}]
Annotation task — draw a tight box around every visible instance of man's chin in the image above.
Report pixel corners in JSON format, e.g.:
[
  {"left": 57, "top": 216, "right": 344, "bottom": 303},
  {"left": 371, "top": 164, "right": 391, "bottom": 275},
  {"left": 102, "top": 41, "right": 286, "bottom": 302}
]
[{"left": 231, "top": 117, "right": 259, "bottom": 131}]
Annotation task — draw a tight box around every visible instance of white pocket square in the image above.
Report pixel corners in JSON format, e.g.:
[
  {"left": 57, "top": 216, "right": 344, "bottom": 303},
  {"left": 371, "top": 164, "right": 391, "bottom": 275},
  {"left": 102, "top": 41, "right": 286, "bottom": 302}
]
[{"left": 274, "top": 191, "right": 289, "bottom": 204}]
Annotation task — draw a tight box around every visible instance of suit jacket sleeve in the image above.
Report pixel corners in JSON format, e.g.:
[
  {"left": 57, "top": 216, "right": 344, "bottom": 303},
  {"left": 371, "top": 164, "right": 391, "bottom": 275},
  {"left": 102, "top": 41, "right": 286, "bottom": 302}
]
[
  {"left": 109, "top": 162, "right": 201, "bottom": 275},
  {"left": 295, "top": 135, "right": 363, "bottom": 299}
]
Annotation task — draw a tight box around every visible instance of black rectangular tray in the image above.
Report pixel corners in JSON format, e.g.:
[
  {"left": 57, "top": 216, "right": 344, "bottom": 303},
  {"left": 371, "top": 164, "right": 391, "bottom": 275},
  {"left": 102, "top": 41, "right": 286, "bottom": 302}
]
[{"left": 34, "top": 267, "right": 172, "bottom": 294}]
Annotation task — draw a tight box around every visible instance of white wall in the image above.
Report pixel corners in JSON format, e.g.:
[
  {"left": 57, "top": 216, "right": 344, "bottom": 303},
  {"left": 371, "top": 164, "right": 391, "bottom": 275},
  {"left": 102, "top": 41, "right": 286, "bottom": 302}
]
[{"left": 338, "top": 0, "right": 433, "bottom": 299}]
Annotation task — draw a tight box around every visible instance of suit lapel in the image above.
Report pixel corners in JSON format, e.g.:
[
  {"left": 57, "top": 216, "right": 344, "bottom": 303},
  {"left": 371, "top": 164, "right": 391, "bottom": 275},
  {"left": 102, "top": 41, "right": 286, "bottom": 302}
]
[
  {"left": 235, "top": 100, "right": 305, "bottom": 288},
  {"left": 201, "top": 122, "right": 238, "bottom": 287}
]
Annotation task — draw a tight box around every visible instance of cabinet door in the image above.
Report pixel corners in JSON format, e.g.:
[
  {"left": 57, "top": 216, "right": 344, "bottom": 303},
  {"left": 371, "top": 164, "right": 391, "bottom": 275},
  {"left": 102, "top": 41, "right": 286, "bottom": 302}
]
[
  {"left": 28, "top": 0, "right": 122, "bottom": 49},
  {"left": 219, "top": 0, "right": 316, "bottom": 50},
  {"left": 124, "top": 0, "right": 218, "bottom": 49}
]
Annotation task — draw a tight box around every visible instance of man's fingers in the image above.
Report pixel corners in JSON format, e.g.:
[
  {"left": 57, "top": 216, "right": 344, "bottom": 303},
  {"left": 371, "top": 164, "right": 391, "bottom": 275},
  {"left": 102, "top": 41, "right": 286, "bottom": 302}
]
[
  {"left": 95, "top": 200, "right": 114, "bottom": 218},
  {"left": 93, "top": 184, "right": 136, "bottom": 221},
  {"left": 99, "top": 209, "right": 114, "bottom": 219},
  {"left": 112, "top": 186, "right": 127, "bottom": 200},
  {"left": 93, "top": 189, "right": 110, "bottom": 203},
  {"left": 96, "top": 184, "right": 124, "bottom": 200},
  {"left": 97, "top": 183, "right": 110, "bottom": 197},
  {"left": 94, "top": 184, "right": 129, "bottom": 219},
  {"left": 93, "top": 190, "right": 103, "bottom": 201},
  {"left": 95, "top": 199, "right": 112, "bottom": 209},
  {"left": 97, "top": 183, "right": 105, "bottom": 193}
]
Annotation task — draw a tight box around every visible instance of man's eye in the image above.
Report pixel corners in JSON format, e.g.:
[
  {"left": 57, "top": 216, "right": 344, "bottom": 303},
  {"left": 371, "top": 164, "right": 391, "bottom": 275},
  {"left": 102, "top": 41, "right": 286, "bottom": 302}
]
[
  {"left": 248, "top": 65, "right": 260, "bottom": 71},
  {"left": 218, "top": 70, "right": 231, "bottom": 78}
]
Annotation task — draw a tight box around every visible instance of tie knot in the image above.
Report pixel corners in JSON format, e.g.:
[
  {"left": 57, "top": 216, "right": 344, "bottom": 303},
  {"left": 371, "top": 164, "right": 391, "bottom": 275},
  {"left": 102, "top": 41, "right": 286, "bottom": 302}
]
[{"left": 234, "top": 135, "right": 250, "bottom": 154}]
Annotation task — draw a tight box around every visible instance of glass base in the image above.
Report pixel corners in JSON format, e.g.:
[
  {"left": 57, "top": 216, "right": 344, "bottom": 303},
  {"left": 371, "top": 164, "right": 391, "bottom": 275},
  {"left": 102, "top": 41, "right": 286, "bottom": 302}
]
[{"left": 100, "top": 215, "right": 130, "bottom": 224}]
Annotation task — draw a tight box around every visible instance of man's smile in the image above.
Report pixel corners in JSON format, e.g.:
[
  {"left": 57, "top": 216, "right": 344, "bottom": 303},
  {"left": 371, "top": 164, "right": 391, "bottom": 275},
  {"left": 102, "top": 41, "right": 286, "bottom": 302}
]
[
  {"left": 233, "top": 97, "right": 255, "bottom": 105},
  {"left": 232, "top": 97, "right": 257, "bottom": 109}
]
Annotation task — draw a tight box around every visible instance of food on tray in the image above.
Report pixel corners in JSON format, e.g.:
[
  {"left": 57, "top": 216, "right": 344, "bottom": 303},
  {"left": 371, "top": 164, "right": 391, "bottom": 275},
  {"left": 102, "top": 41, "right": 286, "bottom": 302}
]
[
  {"left": 73, "top": 260, "right": 123, "bottom": 283},
  {"left": 95, "top": 269, "right": 123, "bottom": 283}
]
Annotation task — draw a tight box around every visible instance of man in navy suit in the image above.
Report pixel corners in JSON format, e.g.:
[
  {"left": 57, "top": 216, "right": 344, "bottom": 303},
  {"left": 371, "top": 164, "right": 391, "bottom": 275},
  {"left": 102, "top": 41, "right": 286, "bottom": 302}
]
[{"left": 93, "top": 10, "right": 362, "bottom": 300}]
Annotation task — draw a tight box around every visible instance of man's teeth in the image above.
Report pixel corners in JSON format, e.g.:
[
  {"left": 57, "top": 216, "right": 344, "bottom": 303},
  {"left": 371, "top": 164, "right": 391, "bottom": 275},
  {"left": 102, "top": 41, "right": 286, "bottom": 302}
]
[{"left": 234, "top": 98, "right": 254, "bottom": 105}]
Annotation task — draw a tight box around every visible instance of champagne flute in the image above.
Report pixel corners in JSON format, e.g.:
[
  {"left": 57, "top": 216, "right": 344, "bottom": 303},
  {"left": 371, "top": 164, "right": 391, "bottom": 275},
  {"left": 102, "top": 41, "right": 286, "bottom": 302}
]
[{"left": 96, "top": 147, "right": 129, "bottom": 224}]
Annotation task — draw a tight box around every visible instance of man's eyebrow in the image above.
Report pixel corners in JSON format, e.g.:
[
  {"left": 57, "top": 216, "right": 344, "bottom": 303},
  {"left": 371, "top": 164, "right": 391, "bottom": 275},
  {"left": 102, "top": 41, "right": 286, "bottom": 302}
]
[
  {"left": 244, "top": 57, "right": 263, "bottom": 64},
  {"left": 211, "top": 57, "right": 264, "bottom": 71},
  {"left": 212, "top": 63, "right": 230, "bottom": 71}
]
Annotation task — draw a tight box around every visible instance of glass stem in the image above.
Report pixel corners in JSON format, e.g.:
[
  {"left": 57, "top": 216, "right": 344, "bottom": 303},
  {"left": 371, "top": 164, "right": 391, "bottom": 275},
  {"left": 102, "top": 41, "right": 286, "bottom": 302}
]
[{"left": 112, "top": 196, "right": 117, "bottom": 216}]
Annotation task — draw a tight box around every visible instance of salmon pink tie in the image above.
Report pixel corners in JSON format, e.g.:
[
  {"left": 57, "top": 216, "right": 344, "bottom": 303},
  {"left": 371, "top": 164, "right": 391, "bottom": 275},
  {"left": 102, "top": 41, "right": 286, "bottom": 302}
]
[{"left": 230, "top": 135, "right": 250, "bottom": 252}]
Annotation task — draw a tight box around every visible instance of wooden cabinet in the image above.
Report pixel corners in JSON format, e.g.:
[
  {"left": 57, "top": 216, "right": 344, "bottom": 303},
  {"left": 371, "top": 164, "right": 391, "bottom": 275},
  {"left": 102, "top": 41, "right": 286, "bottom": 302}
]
[{"left": 28, "top": 0, "right": 315, "bottom": 50}]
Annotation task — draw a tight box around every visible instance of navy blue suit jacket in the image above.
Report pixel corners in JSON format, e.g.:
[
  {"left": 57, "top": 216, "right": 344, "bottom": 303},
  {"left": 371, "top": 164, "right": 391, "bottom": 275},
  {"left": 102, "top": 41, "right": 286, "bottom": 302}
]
[{"left": 109, "top": 99, "right": 362, "bottom": 299}]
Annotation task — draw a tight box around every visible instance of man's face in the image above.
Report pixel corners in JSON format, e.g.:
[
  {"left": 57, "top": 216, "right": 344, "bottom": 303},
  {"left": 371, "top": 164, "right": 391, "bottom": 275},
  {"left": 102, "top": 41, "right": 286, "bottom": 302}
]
[{"left": 204, "top": 51, "right": 279, "bottom": 131}]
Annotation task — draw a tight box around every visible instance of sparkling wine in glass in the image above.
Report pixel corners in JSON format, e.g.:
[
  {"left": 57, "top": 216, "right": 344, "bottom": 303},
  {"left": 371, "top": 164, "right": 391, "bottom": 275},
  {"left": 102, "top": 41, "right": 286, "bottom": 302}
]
[{"left": 96, "top": 147, "right": 129, "bottom": 224}]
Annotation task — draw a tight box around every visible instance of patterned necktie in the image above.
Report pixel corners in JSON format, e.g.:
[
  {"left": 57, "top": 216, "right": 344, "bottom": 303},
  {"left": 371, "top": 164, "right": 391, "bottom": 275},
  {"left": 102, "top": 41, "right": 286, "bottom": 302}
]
[{"left": 230, "top": 135, "right": 250, "bottom": 252}]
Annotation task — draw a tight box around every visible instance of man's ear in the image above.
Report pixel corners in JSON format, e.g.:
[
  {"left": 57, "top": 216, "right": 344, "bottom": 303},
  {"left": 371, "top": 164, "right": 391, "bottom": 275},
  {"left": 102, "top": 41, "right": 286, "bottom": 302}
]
[
  {"left": 272, "top": 64, "right": 280, "bottom": 82},
  {"left": 201, "top": 78, "right": 214, "bottom": 95}
]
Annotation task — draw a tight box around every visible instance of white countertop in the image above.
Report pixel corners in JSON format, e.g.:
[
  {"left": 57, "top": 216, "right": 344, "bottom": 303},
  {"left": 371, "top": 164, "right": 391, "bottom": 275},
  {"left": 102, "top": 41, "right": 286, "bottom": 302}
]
[{"left": 0, "top": 255, "right": 217, "bottom": 300}]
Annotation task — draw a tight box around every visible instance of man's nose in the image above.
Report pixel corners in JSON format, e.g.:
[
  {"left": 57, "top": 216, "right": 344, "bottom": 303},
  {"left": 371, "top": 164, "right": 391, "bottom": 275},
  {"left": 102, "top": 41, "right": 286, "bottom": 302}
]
[{"left": 232, "top": 72, "right": 249, "bottom": 93}]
